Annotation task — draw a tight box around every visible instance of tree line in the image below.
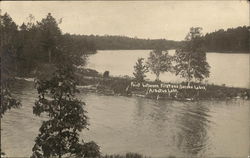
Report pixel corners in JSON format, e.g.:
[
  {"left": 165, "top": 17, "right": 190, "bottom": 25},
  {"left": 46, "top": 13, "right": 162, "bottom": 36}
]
[
  {"left": 1, "top": 13, "right": 97, "bottom": 77},
  {"left": 1, "top": 12, "right": 100, "bottom": 157},
  {"left": 74, "top": 34, "right": 183, "bottom": 50},
  {"left": 133, "top": 26, "right": 250, "bottom": 85},
  {"left": 80, "top": 26, "right": 249, "bottom": 52},
  {"left": 202, "top": 26, "right": 249, "bottom": 53}
]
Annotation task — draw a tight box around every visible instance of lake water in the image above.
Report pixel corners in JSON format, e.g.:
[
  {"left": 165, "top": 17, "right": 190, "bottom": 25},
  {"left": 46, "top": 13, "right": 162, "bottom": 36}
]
[
  {"left": 1, "top": 51, "right": 250, "bottom": 157},
  {"left": 87, "top": 50, "right": 250, "bottom": 88},
  {"left": 1, "top": 82, "right": 250, "bottom": 157}
]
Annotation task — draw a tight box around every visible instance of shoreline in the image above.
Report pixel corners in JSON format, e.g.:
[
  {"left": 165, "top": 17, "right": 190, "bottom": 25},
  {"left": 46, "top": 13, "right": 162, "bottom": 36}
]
[
  {"left": 14, "top": 74, "right": 250, "bottom": 101},
  {"left": 95, "top": 49, "right": 250, "bottom": 54},
  {"left": 67, "top": 71, "right": 250, "bottom": 101},
  {"left": 76, "top": 72, "right": 250, "bottom": 101}
]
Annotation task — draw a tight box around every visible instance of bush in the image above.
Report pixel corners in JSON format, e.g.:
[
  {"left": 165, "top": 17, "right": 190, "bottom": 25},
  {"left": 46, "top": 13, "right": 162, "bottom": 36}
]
[{"left": 103, "top": 152, "right": 149, "bottom": 158}]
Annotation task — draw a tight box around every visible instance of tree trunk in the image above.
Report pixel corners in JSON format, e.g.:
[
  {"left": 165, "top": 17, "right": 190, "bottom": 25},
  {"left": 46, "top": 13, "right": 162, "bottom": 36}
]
[
  {"left": 155, "top": 73, "right": 160, "bottom": 82},
  {"left": 187, "top": 54, "right": 191, "bottom": 86},
  {"left": 48, "top": 49, "right": 51, "bottom": 63}
]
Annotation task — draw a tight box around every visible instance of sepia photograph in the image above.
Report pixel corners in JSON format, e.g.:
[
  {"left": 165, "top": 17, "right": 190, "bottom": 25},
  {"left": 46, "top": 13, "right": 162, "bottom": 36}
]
[{"left": 0, "top": 1, "right": 249, "bottom": 158}]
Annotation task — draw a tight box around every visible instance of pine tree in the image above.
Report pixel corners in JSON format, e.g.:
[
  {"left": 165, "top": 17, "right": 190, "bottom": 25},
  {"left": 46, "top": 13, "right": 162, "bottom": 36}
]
[
  {"left": 133, "top": 58, "right": 148, "bottom": 82},
  {"left": 37, "top": 13, "right": 62, "bottom": 63}
]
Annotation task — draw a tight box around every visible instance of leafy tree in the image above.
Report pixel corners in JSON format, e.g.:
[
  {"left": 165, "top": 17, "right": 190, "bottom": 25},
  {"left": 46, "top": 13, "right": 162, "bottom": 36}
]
[
  {"left": 147, "top": 50, "right": 172, "bottom": 81},
  {"left": 0, "top": 12, "right": 22, "bottom": 157},
  {"left": 28, "top": 12, "right": 100, "bottom": 158},
  {"left": 174, "top": 27, "right": 210, "bottom": 84},
  {"left": 133, "top": 58, "right": 148, "bottom": 82},
  {"left": 31, "top": 63, "right": 100, "bottom": 158},
  {"left": 0, "top": 12, "right": 21, "bottom": 117},
  {"left": 0, "top": 59, "right": 21, "bottom": 118},
  {"left": 0, "top": 12, "right": 100, "bottom": 157}
]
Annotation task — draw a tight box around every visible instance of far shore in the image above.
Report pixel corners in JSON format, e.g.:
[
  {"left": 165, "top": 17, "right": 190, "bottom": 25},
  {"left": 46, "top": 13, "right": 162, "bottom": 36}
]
[{"left": 95, "top": 49, "right": 250, "bottom": 54}]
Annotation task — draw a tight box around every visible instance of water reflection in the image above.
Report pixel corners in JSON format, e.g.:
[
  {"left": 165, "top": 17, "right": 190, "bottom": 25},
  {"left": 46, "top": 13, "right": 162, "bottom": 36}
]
[
  {"left": 1, "top": 82, "right": 249, "bottom": 157},
  {"left": 176, "top": 102, "right": 211, "bottom": 157},
  {"left": 133, "top": 99, "right": 213, "bottom": 157}
]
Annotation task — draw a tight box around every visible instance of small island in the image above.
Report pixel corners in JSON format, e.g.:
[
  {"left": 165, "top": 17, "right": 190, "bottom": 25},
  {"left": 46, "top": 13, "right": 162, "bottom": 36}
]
[
  {"left": 76, "top": 70, "right": 250, "bottom": 101},
  {"left": 75, "top": 28, "right": 249, "bottom": 101}
]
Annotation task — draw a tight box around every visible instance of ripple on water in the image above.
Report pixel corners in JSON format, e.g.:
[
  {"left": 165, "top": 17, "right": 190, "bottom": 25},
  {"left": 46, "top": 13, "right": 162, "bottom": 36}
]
[{"left": 1, "top": 82, "right": 250, "bottom": 157}]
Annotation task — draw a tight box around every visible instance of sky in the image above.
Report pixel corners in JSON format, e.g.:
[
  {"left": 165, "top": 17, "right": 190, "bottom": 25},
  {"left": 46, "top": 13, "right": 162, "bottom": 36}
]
[{"left": 1, "top": 1, "right": 249, "bottom": 41}]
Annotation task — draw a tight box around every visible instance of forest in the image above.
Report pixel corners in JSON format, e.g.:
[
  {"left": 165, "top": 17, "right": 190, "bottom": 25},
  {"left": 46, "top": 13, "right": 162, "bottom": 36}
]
[
  {"left": 72, "top": 26, "right": 249, "bottom": 52},
  {"left": 202, "top": 26, "right": 249, "bottom": 53},
  {"left": 1, "top": 12, "right": 249, "bottom": 79},
  {"left": 1, "top": 13, "right": 97, "bottom": 77},
  {"left": 76, "top": 34, "right": 182, "bottom": 50},
  {"left": 0, "top": 12, "right": 182, "bottom": 77}
]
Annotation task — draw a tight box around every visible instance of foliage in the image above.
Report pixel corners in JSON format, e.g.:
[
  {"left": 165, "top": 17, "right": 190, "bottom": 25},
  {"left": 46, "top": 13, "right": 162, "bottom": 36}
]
[
  {"left": 202, "top": 26, "right": 249, "bottom": 52},
  {"left": 0, "top": 13, "right": 21, "bottom": 117},
  {"left": 74, "top": 34, "right": 182, "bottom": 50},
  {"left": 1, "top": 12, "right": 97, "bottom": 77},
  {"left": 133, "top": 58, "right": 148, "bottom": 82},
  {"left": 103, "top": 152, "right": 149, "bottom": 158},
  {"left": 174, "top": 27, "right": 210, "bottom": 83},
  {"left": 103, "top": 71, "right": 110, "bottom": 78},
  {"left": 110, "top": 77, "right": 131, "bottom": 95},
  {"left": 77, "top": 68, "right": 100, "bottom": 77},
  {"left": 31, "top": 64, "right": 100, "bottom": 158},
  {"left": 36, "top": 13, "right": 62, "bottom": 63},
  {"left": 146, "top": 50, "right": 172, "bottom": 81},
  {"left": 3, "top": 12, "right": 101, "bottom": 158},
  {"left": 80, "top": 73, "right": 249, "bottom": 100},
  {"left": 75, "top": 141, "right": 101, "bottom": 158},
  {"left": 0, "top": 80, "right": 21, "bottom": 117},
  {"left": 58, "top": 34, "right": 97, "bottom": 67}
]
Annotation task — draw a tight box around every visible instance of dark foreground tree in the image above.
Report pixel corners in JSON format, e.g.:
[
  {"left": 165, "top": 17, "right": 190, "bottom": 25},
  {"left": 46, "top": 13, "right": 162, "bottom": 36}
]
[
  {"left": 0, "top": 56, "right": 21, "bottom": 118},
  {"left": 0, "top": 12, "right": 21, "bottom": 117},
  {"left": 133, "top": 58, "right": 148, "bottom": 82},
  {"left": 147, "top": 50, "right": 172, "bottom": 81},
  {"left": 174, "top": 27, "right": 210, "bottom": 84},
  {"left": 31, "top": 63, "right": 100, "bottom": 158},
  {"left": 0, "top": 12, "right": 22, "bottom": 157}
]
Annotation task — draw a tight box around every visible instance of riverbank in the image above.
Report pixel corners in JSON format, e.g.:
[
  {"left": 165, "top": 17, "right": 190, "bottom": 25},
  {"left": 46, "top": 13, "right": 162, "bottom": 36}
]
[{"left": 206, "top": 50, "right": 250, "bottom": 54}]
